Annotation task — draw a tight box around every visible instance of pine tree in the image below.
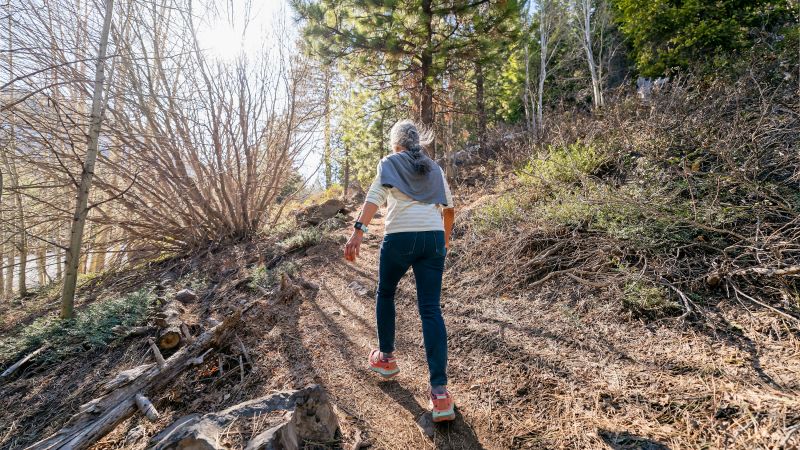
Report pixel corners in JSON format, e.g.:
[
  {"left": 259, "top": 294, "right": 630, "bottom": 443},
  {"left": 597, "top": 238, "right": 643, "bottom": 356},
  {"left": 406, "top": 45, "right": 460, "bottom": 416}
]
[{"left": 293, "top": 0, "right": 524, "bottom": 158}]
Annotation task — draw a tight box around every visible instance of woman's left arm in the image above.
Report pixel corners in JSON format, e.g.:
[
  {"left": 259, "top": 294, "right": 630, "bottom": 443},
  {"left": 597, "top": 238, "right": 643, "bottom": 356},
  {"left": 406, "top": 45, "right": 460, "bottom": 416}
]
[{"left": 346, "top": 163, "right": 388, "bottom": 262}]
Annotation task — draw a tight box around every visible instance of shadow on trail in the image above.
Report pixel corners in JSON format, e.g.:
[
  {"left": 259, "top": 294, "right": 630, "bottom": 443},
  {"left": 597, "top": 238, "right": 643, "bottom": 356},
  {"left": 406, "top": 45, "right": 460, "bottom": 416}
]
[
  {"left": 379, "top": 380, "right": 486, "bottom": 450},
  {"left": 598, "top": 429, "right": 671, "bottom": 450},
  {"left": 692, "top": 310, "right": 785, "bottom": 391}
]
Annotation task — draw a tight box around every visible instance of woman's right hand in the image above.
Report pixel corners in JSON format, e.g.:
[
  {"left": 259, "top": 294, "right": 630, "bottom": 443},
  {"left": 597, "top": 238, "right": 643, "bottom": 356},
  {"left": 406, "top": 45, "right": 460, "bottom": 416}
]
[{"left": 344, "top": 230, "right": 364, "bottom": 262}]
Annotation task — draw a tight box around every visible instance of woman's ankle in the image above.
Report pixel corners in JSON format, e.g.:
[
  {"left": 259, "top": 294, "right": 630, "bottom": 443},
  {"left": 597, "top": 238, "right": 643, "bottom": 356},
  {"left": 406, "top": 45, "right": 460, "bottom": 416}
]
[
  {"left": 380, "top": 351, "right": 394, "bottom": 360},
  {"left": 431, "top": 385, "right": 447, "bottom": 395}
]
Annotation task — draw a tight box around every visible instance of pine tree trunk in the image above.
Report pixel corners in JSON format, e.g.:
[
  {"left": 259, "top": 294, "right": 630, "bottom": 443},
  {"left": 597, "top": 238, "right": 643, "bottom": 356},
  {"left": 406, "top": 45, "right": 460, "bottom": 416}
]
[
  {"left": 419, "top": 0, "right": 436, "bottom": 159},
  {"left": 475, "top": 60, "right": 486, "bottom": 152},
  {"left": 61, "top": 0, "right": 114, "bottom": 319}
]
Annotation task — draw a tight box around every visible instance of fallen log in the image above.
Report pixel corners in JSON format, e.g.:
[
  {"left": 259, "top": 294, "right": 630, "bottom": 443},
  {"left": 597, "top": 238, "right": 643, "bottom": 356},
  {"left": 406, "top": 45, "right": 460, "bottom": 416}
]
[
  {"left": 27, "top": 310, "right": 241, "bottom": 450},
  {"left": 111, "top": 325, "right": 157, "bottom": 339},
  {"left": 149, "top": 384, "right": 339, "bottom": 450},
  {"left": 1, "top": 344, "right": 49, "bottom": 379},
  {"left": 155, "top": 300, "right": 185, "bottom": 350}
]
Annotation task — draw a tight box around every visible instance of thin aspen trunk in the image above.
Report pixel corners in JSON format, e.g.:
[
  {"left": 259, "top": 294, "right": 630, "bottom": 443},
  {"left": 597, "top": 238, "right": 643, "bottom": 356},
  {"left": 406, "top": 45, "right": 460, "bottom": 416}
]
[
  {"left": 5, "top": 251, "right": 13, "bottom": 297},
  {"left": 578, "top": 0, "right": 603, "bottom": 108},
  {"left": 15, "top": 200, "right": 26, "bottom": 296},
  {"left": 90, "top": 231, "right": 107, "bottom": 273},
  {"left": 5, "top": 9, "right": 25, "bottom": 297},
  {"left": 55, "top": 240, "right": 62, "bottom": 280},
  {"left": 37, "top": 246, "right": 47, "bottom": 286},
  {"left": 61, "top": 0, "right": 114, "bottom": 319},
  {"left": 0, "top": 243, "right": 4, "bottom": 300},
  {"left": 537, "top": 15, "right": 547, "bottom": 129},
  {"left": 323, "top": 66, "right": 332, "bottom": 189},
  {"left": 342, "top": 145, "right": 350, "bottom": 198},
  {"left": 523, "top": 40, "right": 535, "bottom": 132}
]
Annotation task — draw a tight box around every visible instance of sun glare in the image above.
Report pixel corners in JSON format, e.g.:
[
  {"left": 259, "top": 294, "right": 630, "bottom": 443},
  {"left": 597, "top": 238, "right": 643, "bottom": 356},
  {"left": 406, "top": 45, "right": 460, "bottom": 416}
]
[{"left": 199, "top": 22, "right": 243, "bottom": 61}]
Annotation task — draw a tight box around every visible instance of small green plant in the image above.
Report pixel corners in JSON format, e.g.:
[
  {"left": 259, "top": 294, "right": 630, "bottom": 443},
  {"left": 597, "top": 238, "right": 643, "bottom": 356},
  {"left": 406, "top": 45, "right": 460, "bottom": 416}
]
[
  {"left": 0, "top": 290, "right": 154, "bottom": 364},
  {"left": 279, "top": 228, "right": 323, "bottom": 251},
  {"left": 250, "top": 261, "right": 299, "bottom": 290},
  {"left": 473, "top": 194, "right": 526, "bottom": 232},
  {"left": 518, "top": 143, "right": 607, "bottom": 187},
  {"left": 622, "top": 280, "right": 681, "bottom": 319}
]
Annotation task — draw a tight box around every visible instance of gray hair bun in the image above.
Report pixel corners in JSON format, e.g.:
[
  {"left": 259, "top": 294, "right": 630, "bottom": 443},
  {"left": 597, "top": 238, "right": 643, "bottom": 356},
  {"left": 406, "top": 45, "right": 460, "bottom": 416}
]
[{"left": 390, "top": 120, "right": 434, "bottom": 175}]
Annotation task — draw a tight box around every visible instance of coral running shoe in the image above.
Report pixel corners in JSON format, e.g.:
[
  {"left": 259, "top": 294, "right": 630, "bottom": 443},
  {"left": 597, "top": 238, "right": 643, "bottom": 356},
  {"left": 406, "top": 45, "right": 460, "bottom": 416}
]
[
  {"left": 368, "top": 349, "right": 399, "bottom": 379},
  {"left": 430, "top": 389, "right": 456, "bottom": 422}
]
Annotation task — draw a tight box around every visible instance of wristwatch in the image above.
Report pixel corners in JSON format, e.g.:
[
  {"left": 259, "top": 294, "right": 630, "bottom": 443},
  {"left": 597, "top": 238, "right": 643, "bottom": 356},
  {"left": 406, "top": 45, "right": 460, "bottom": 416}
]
[{"left": 354, "top": 221, "right": 368, "bottom": 233}]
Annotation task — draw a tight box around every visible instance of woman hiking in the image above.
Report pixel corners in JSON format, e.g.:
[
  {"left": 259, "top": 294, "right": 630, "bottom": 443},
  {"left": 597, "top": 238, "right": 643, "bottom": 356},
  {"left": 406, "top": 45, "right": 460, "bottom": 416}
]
[{"left": 344, "top": 120, "right": 456, "bottom": 422}]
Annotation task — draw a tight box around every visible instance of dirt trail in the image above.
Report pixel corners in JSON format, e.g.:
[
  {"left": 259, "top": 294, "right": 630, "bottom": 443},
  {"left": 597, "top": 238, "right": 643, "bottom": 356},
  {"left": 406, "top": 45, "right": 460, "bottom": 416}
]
[{"left": 293, "top": 215, "right": 486, "bottom": 449}]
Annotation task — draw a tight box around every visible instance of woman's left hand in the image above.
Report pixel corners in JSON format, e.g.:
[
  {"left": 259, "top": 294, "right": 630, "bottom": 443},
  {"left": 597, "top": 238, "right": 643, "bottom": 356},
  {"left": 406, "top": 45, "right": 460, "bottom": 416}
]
[{"left": 344, "top": 230, "right": 364, "bottom": 262}]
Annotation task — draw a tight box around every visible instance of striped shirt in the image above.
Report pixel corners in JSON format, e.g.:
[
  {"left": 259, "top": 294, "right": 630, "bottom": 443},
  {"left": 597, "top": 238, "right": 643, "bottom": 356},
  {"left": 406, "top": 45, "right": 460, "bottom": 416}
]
[{"left": 365, "top": 161, "right": 454, "bottom": 234}]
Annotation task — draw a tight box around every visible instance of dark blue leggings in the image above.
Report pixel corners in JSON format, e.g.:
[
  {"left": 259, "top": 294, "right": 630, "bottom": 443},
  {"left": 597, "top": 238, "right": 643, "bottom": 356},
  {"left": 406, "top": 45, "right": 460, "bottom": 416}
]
[{"left": 376, "top": 230, "right": 448, "bottom": 386}]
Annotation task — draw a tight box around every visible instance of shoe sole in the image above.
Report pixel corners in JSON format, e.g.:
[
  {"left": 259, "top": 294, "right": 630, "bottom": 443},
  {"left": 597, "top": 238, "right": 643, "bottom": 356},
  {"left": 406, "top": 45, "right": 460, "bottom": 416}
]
[
  {"left": 431, "top": 404, "right": 456, "bottom": 422},
  {"left": 369, "top": 365, "right": 400, "bottom": 379}
]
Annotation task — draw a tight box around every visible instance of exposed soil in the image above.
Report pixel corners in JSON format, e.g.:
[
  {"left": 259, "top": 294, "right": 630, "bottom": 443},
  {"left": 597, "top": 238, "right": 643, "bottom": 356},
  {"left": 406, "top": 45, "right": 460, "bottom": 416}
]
[{"left": 1, "top": 188, "right": 799, "bottom": 449}]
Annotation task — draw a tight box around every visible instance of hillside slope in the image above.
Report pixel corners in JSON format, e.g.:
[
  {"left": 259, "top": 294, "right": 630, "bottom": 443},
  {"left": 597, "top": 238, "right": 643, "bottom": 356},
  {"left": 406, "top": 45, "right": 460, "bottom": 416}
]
[{"left": 1, "top": 166, "right": 799, "bottom": 449}]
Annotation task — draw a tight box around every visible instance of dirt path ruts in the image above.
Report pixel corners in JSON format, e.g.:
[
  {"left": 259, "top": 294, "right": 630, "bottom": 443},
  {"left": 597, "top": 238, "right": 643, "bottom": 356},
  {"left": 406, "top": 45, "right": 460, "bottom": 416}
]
[{"left": 295, "top": 216, "right": 489, "bottom": 449}]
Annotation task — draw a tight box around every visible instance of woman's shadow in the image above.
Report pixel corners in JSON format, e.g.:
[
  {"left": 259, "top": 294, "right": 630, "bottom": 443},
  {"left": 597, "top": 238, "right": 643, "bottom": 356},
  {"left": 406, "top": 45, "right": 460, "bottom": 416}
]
[{"left": 378, "top": 380, "right": 486, "bottom": 450}]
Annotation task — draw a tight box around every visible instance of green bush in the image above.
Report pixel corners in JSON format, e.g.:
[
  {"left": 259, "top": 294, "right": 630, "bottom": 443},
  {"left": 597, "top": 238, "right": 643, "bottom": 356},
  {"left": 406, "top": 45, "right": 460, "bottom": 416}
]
[
  {"left": 473, "top": 194, "right": 527, "bottom": 233},
  {"left": 279, "top": 228, "right": 323, "bottom": 251},
  {"left": 0, "top": 290, "right": 154, "bottom": 364},
  {"left": 518, "top": 143, "right": 606, "bottom": 188},
  {"left": 622, "top": 280, "right": 681, "bottom": 319},
  {"left": 250, "top": 261, "right": 299, "bottom": 290}
]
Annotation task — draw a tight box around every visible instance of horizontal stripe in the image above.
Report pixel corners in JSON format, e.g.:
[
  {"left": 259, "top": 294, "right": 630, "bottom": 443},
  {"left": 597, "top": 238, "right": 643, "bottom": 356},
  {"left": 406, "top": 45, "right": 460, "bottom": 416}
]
[{"left": 365, "top": 161, "right": 454, "bottom": 234}]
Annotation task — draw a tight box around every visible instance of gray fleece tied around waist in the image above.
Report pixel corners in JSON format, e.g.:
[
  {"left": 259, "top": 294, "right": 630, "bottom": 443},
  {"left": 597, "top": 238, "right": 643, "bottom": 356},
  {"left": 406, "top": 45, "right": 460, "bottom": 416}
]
[{"left": 380, "top": 151, "right": 448, "bottom": 206}]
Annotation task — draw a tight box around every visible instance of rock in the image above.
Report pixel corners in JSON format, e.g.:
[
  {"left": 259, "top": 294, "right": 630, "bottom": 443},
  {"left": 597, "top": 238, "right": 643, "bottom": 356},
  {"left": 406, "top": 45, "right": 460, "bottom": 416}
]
[
  {"left": 175, "top": 288, "right": 198, "bottom": 303},
  {"left": 150, "top": 385, "right": 338, "bottom": 450},
  {"left": 347, "top": 181, "right": 365, "bottom": 203},
  {"left": 347, "top": 281, "right": 370, "bottom": 297},
  {"left": 124, "top": 425, "right": 146, "bottom": 446},
  {"left": 296, "top": 199, "right": 347, "bottom": 226},
  {"left": 415, "top": 412, "right": 435, "bottom": 438},
  {"left": 319, "top": 216, "right": 348, "bottom": 231}
]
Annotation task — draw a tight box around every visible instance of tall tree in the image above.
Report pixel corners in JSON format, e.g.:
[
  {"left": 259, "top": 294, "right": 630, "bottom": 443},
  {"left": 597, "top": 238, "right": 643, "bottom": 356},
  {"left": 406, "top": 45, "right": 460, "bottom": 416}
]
[
  {"left": 570, "top": 0, "right": 604, "bottom": 108},
  {"left": 60, "top": 0, "right": 114, "bottom": 319},
  {"left": 293, "top": 0, "right": 524, "bottom": 158},
  {"left": 322, "top": 65, "right": 333, "bottom": 189},
  {"left": 524, "top": 0, "right": 565, "bottom": 131}
]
